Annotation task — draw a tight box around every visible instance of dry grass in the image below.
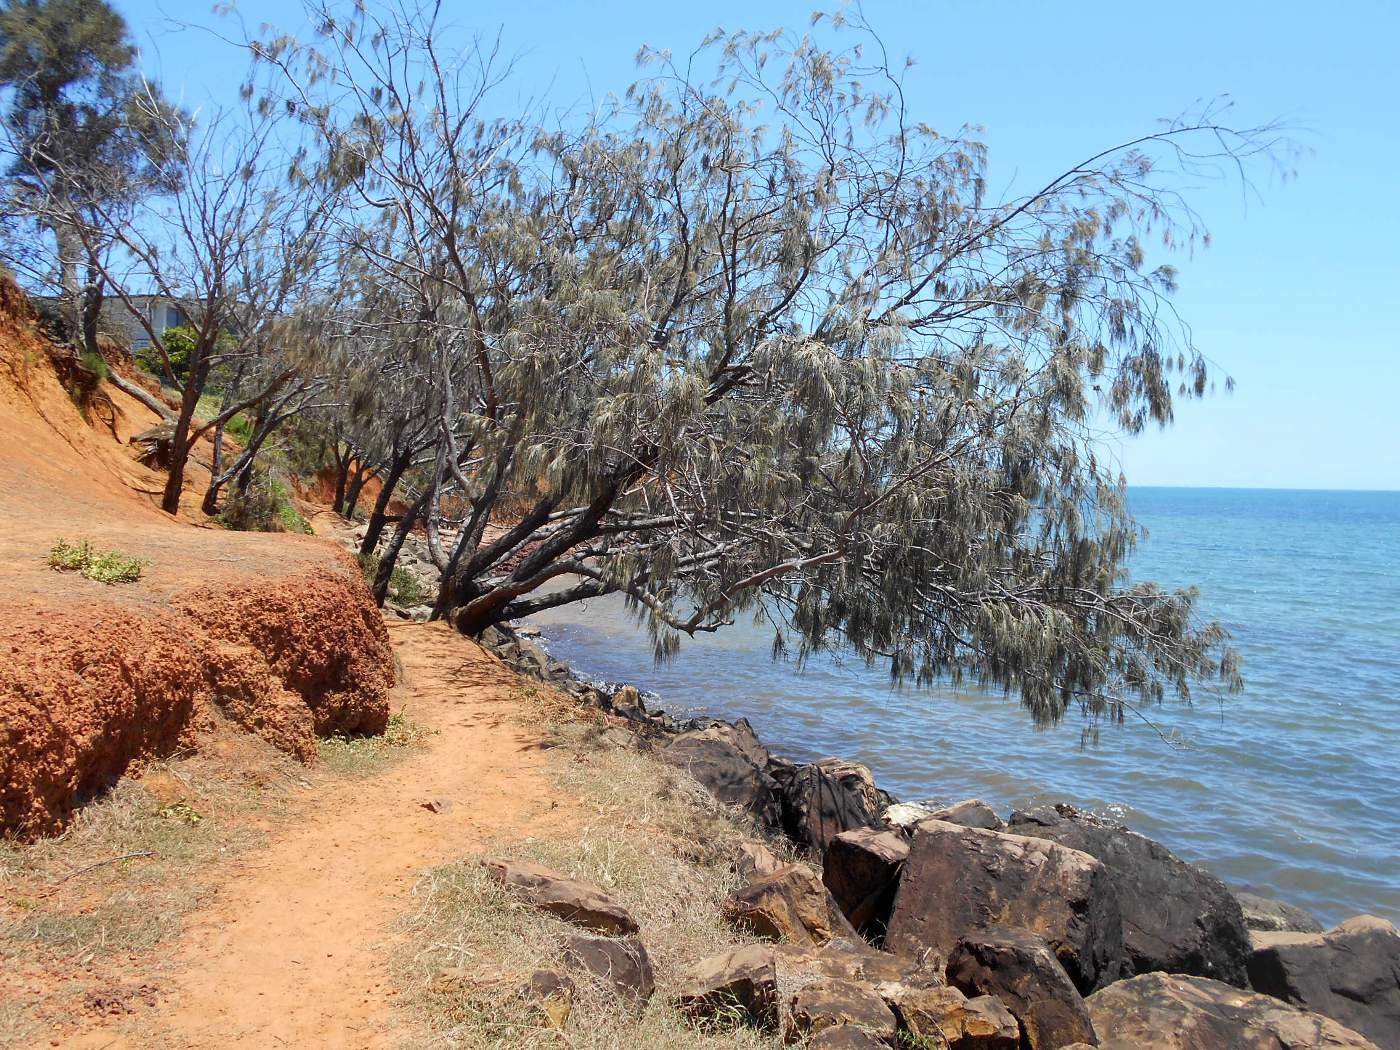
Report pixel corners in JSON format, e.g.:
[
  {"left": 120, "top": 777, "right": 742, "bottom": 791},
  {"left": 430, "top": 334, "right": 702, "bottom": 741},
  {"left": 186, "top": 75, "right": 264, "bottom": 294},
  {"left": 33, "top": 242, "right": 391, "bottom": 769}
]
[
  {"left": 394, "top": 717, "right": 793, "bottom": 1050},
  {"left": 316, "top": 707, "right": 431, "bottom": 776},
  {"left": 0, "top": 709, "right": 426, "bottom": 1047}
]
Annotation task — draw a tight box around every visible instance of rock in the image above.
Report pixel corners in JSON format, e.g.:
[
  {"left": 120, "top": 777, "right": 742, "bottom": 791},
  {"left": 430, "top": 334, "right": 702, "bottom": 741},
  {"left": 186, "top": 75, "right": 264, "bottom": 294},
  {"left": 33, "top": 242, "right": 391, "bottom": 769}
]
[
  {"left": 610, "top": 684, "right": 647, "bottom": 720},
  {"left": 777, "top": 757, "right": 883, "bottom": 853},
  {"left": 1008, "top": 803, "right": 1250, "bottom": 986},
  {"left": 882, "top": 983, "right": 1019, "bottom": 1049},
  {"left": 771, "top": 942, "right": 943, "bottom": 988},
  {"left": 660, "top": 730, "right": 782, "bottom": 828},
  {"left": 1245, "top": 915, "right": 1400, "bottom": 1048},
  {"left": 724, "top": 863, "right": 832, "bottom": 945},
  {"left": 735, "top": 840, "right": 786, "bottom": 880},
  {"left": 673, "top": 943, "right": 780, "bottom": 1031},
  {"left": 885, "top": 819, "right": 1126, "bottom": 993},
  {"left": 521, "top": 968, "right": 574, "bottom": 1029},
  {"left": 929, "top": 798, "right": 1005, "bottom": 831},
  {"left": 947, "top": 926, "right": 1098, "bottom": 1049},
  {"left": 563, "top": 933, "right": 654, "bottom": 1002},
  {"left": 807, "top": 1026, "right": 890, "bottom": 1049},
  {"left": 823, "top": 827, "right": 909, "bottom": 939},
  {"left": 789, "top": 977, "right": 899, "bottom": 1042},
  {"left": 483, "top": 858, "right": 639, "bottom": 935},
  {"left": 1086, "top": 972, "right": 1382, "bottom": 1049},
  {"left": 1236, "top": 890, "right": 1325, "bottom": 934},
  {"left": 432, "top": 966, "right": 574, "bottom": 1029},
  {"left": 882, "top": 802, "right": 935, "bottom": 832}
]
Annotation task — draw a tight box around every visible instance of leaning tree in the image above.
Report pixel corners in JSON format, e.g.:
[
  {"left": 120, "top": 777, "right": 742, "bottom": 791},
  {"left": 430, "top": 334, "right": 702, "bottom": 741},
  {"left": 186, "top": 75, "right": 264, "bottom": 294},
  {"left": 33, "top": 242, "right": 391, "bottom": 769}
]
[{"left": 267, "top": 4, "right": 1291, "bottom": 725}]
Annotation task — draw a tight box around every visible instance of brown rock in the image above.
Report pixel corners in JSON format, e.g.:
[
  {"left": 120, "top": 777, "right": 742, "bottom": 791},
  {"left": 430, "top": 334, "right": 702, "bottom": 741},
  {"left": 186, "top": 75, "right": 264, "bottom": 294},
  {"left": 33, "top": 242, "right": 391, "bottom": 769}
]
[
  {"left": 808, "top": 1026, "right": 890, "bottom": 1049},
  {"left": 725, "top": 863, "right": 832, "bottom": 945},
  {"left": 735, "top": 840, "right": 786, "bottom": 879},
  {"left": 947, "top": 926, "right": 1097, "bottom": 1048},
  {"left": 483, "top": 858, "right": 639, "bottom": 934},
  {"left": 823, "top": 827, "right": 909, "bottom": 939},
  {"left": 1236, "top": 891, "right": 1324, "bottom": 934},
  {"left": 885, "top": 819, "right": 1126, "bottom": 993},
  {"left": 1245, "top": 915, "right": 1399, "bottom": 1048},
  {"left": 1086, "top": 972, "right": 1381, "bottom": 1049},
  {"left": 883, "top": 983, "right": 1019, "bottom": 1048},
  {"left": 673, "top": 943, "right": 780, "bottom": 1031},
  {"left": 777, "top": 757, "right": 884, "bottom": 853},
  {"left": 929, "top": 799, "right": 1005, "bottom": 831},
  {"left": 771, "top": 942, "right": 942, "bottom": 987},
  {"left": 660, "top": 730, "right": 782, "bottom": 828},
  {"left": 1009, "top": 803, "right": 1251, "bottom": 985},
  {"left": 790, "top": 977, "right": 898, "bottom": 1041},
  {"left": 563, "top": 933, "right": 654, "bottom": 1002}
]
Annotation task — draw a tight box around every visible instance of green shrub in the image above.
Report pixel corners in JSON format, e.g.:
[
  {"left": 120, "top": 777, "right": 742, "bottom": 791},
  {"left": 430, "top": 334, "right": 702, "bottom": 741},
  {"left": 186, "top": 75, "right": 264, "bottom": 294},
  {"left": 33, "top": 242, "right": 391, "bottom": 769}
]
[
  {"left": 48, "top": 538, "right": 147, "bottom": 584},
  {"left": 217, "top": 471, "right": 312, "bottom": 534},
  {"left": 78, "top": 349, "right": 109, "bottom": 382},
  {"left": 358, "top": 551, "right": 431, "bottom": 606}
]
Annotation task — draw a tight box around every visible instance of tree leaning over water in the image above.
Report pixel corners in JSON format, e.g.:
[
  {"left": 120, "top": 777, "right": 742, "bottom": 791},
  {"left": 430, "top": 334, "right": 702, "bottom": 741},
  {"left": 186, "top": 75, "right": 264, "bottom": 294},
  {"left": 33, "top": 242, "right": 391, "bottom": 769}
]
[{"left": 258, "top": 4, "right": 1287, "bottom": 726}]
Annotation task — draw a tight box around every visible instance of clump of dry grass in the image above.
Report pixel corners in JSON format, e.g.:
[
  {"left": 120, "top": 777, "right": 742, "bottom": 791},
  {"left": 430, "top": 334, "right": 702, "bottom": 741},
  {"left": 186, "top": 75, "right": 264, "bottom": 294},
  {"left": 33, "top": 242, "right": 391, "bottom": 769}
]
[
  {"left": 316, "top": 707, "right": 431, "bottom": 776},
  {"left": 394, "top": 717, "right": 791, "bottom": 1050}
]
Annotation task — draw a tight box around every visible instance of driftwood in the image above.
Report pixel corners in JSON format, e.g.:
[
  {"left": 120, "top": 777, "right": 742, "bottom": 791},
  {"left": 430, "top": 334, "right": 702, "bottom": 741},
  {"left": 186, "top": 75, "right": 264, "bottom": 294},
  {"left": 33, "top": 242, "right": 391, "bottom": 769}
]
[{"left": 131, "top": 423, "right": 176, "bottom": 468}]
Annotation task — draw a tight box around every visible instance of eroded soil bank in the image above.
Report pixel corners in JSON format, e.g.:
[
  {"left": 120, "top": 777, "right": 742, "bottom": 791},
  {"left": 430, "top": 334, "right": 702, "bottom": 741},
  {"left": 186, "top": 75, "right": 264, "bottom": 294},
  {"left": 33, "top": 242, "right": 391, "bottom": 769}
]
[{"left": 0, "top": 277, "right": 395, "bottom": 837}]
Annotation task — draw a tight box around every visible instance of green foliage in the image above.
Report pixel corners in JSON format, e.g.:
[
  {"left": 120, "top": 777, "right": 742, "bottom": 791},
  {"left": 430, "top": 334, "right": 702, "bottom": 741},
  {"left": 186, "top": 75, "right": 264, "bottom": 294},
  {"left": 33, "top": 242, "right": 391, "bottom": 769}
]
[
  {"left": 77, "top": 348, "right": 107, "bottom": 381},
  {"left": 216, "top": 471, "right": 312, "bottom": 535},
  {"left": 357, "top": 551, "right": 430, "bottom": 606},
  {"left": 47, "top": 537, "right": 146, "bottom": 583}
]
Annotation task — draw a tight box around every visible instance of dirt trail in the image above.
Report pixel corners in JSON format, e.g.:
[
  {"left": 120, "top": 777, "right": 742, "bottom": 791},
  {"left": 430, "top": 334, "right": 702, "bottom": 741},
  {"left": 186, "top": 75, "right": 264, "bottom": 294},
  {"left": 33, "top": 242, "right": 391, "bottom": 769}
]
[{"left": 51, "top": 621, "right": 572, "bottom": 1050}]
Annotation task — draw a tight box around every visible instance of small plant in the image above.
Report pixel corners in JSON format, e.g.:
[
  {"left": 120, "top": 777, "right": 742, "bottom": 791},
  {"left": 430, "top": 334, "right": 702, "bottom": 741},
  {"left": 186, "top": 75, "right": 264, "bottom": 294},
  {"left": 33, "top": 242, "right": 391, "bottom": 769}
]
[
  {"left": 217, "top": 471, "right": 313, "bottom": 534},
  {"left": 318, "top": 708, "right": 429, "bottom": 775},
  {"left": 357, "top": 551, "right": 431, "bottom": 606},
  {"left": 48, "top": 538, "right": 147, "bottom": 584}
]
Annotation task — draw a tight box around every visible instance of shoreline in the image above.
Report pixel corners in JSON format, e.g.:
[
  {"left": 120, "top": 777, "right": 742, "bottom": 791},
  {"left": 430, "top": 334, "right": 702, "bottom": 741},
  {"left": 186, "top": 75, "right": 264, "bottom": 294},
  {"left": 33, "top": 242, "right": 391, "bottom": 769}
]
[{"left": 480, "top": 616, "right": 1351, "bottom": 939}]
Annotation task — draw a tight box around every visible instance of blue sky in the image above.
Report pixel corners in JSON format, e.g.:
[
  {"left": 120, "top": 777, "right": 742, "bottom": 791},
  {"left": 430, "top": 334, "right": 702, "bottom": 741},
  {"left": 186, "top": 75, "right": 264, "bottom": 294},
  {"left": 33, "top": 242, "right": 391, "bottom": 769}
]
[{"left": 114, "top": 0, "right": 1400, "bottom": 490}]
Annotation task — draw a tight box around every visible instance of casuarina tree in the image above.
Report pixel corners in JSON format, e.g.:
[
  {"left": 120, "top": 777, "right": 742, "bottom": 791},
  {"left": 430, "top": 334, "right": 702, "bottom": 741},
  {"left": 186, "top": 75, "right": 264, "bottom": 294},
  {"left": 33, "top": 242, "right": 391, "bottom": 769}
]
[{"left": 263, "top": 4, "right": 1288, "bottom": 726}]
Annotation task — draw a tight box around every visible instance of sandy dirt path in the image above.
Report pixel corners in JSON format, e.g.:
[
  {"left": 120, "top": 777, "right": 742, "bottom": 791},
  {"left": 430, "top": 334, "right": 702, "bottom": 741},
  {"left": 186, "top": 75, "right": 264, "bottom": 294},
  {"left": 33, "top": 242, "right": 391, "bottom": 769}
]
[{"left": 51, "top": 621, "right": 570, "bottom": 1050}]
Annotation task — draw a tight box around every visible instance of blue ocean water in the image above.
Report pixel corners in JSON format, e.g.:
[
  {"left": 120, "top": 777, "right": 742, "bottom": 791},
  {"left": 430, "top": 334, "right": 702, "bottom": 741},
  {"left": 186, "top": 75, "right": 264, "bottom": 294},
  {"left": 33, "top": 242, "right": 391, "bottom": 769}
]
[{"left": 530, "top": 488, "right": 1400, "bottom": 926}]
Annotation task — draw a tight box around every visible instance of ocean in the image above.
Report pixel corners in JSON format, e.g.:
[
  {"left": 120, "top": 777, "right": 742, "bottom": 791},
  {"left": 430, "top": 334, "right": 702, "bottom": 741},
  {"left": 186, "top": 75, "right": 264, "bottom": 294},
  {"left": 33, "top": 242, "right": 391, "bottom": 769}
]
[{"left": 528, "top": 487, "right": 1400, "bottom": 926}]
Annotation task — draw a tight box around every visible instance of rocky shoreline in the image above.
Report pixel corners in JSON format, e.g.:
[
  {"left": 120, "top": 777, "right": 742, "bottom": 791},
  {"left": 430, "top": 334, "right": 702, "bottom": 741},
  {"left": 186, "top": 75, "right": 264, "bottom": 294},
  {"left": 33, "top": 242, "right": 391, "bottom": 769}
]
[{"left": 473, "top": 616, "right": 1400, "bottom": 1049}]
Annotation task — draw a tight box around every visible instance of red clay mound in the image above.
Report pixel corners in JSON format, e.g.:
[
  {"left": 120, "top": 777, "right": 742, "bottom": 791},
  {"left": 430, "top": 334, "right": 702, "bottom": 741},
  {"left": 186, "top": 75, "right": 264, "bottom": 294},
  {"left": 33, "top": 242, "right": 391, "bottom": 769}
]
[{"left": 0, "top": 275, "right": 395, "bottom": 838}]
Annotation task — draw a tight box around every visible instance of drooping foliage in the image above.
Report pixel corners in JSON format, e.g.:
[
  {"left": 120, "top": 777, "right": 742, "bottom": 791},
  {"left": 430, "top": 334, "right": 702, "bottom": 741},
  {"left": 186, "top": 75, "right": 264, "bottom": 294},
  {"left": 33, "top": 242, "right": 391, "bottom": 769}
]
[{"left": 255, "top": 4, "right": 1277, "bottom": 726}]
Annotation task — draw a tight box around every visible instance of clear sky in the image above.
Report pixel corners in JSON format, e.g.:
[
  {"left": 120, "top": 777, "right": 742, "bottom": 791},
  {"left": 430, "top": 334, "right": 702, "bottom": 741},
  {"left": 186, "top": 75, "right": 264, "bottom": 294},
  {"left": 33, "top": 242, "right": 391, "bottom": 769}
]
[{"left": 113, "top": 0, "right": 1400, "bottom": 490}]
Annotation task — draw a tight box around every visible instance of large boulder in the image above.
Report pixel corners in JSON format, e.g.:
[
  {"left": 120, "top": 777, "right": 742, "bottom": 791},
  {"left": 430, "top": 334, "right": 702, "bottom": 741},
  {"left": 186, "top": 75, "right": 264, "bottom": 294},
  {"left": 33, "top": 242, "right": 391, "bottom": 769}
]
[
  {"left": 1085, "top": 972, "right": 1381, "bottom": 1049},
  {"left": 483, "top": 858, "right": 638, "bottom": 935},
  {"left": 885, "top": 819, "right": 1126, "bottom": 993},
  {"left": 823, "top": 827, "right": 909, "bottom": 940},
  {"left": 882, "top": 983, "right": 1020, "bottom": 1048},
  {"left": 789, "top": 977, "right": 899, "bottom": 1043},
  {"left": 947, "top": 926, "right": 1098, "bottom": 1049},
  {"left": 1235, "top": 890, "right": 1325, "bottom": 934},
  {"left": 563, "top": 933, "right": 654, "bottom": 1003},
  {"left": 774, "top": 757, "right": 884, "bottom": 853},
  {"left": 1009, "top": 803, "right": 1250, "bottom": 986},
  {"left": 673, "top": 944, "right": 780, "bottom": 1031},
  {"left": 1245, "top": 915, "right": 1400, "bottom": 1048},
  {"left": 930, "top": 798, "right": 1005, "bottom": 831},
  {"left": 724, "top": 863, "right": 833, "bottom": 946},
  {"left": 660, "top": 728, "right": 781, "bottom": 828}
]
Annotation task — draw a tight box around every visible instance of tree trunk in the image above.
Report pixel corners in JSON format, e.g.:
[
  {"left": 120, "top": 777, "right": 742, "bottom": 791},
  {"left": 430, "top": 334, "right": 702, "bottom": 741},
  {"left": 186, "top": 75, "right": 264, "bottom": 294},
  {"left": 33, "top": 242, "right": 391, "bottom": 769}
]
[
  {"left": 372, "top": 488, "right": 429, "bottom": 606},
  {"left": 344, "top": 463, "right": 371, "bottom": 519},
  {"left": 358, "top": 451, "right": 410, "bottom": 556},
  {"left": 201, "top": 418, "right": 227, "bottom": 516},
  {"left": 331, "top": 444, "right": 350, "bottom": 516},
  {"left": 160, "top": 365, "right": 204, "bottom": 514}
]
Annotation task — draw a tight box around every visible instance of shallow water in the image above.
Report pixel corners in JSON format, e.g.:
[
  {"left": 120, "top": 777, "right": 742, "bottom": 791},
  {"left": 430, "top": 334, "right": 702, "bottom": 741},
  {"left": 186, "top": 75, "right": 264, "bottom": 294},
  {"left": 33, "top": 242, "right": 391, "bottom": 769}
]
[{"left": 529, "top": 487, "right": 1400, "bottom": 926}]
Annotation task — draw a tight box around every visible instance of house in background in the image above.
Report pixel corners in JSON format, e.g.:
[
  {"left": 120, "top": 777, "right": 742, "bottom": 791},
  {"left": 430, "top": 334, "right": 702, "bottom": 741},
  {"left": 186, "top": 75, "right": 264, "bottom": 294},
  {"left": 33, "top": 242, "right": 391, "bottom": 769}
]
[{"left": 101, "top": 294, "right": 189, "bottom": 350}]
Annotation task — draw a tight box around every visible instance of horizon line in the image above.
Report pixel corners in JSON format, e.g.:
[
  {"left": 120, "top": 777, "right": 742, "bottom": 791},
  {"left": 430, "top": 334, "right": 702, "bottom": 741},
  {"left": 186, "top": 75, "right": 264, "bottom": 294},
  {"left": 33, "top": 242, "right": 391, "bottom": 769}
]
[{"left": 1129, "top": 483, "right": 1400, "bottom": 494}]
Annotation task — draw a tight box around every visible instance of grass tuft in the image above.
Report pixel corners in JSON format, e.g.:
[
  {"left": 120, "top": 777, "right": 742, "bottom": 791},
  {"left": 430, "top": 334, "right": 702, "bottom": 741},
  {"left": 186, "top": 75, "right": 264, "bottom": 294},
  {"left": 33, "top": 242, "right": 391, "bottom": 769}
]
[
  {"left": 47, "top": 538, "right": 147, "bottom": 584},
  {"left": 317, "top": 708, "right": 430, "bottom": 776}
]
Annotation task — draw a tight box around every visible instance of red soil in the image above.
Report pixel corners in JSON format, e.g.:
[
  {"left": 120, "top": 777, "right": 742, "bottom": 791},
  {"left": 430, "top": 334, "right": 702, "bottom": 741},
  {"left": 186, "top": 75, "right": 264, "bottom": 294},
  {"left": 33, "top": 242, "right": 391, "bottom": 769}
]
[{"left": 0, "top": 277, "right": 395, "bottom": 837}]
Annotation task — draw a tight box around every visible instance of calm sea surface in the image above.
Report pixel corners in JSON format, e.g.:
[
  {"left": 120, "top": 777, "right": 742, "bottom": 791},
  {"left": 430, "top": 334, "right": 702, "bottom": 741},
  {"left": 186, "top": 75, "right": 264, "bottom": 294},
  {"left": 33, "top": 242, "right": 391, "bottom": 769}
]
[{"left": 530, "top": 488, "right": 1400, "bottom": 925}]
